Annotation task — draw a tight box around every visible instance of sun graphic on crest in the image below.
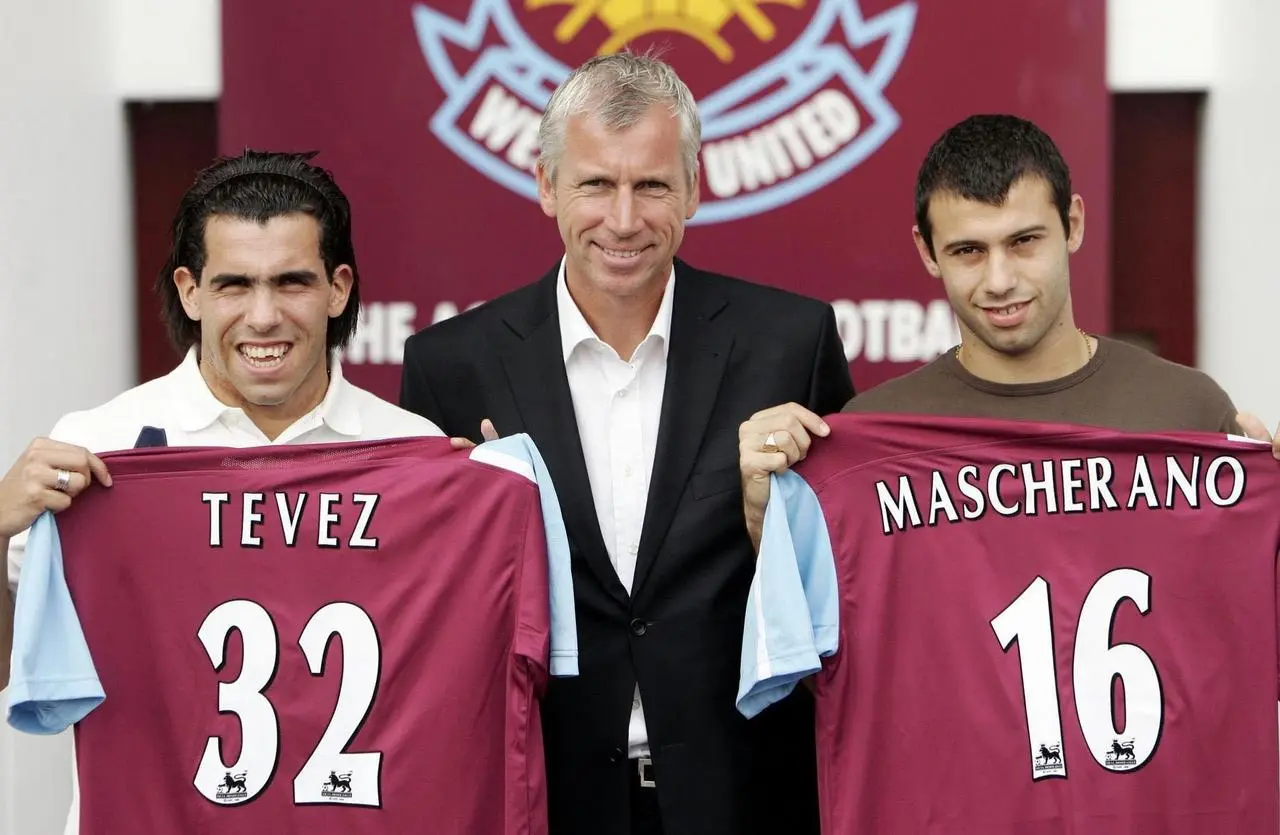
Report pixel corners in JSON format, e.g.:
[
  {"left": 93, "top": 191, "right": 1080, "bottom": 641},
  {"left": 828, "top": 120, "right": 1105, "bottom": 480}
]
[{"left": 525, "top": 0, "right": 805, "bottom": 62}]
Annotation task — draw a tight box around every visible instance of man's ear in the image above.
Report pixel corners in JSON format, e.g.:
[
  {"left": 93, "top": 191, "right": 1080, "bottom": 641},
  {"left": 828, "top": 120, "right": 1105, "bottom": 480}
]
[
  {"left": 174, "top": 267, "right": 202, "bottom": 321},
  {"left": 912, "top": 226, "right": 942, "bottom": 279},
  {"left": 1066, "top": 194, "right": 1085, "bottom": 254},
  {"left": 536, "top": 163, "right": 557, "bottom": 219},
  {"left": 684, "top": 168, "right": 700, "bottom": 220},
  {"left": 327, "top": 265, "right": 354, "bottom": 318}
]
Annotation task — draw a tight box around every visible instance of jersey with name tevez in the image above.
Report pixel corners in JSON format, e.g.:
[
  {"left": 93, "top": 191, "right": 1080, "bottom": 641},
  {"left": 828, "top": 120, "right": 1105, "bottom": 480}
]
[
  {"left": 6, "top": 435, "right": 577, "bottom": 835},
  {"left": 737, "top": 413, "right": 1280, "bottom": 834}
]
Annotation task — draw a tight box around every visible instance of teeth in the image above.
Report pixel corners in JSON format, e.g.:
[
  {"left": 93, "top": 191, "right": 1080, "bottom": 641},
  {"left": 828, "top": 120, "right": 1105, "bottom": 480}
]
[
  {"left": 240, "top": 345, "right": 288, "bottom": 365},
  {"left": 242, "top": 345, "right": 286, "bottom": 359},
  {"left": 602, "top": 247, "right": 641, "bottom": 259}
]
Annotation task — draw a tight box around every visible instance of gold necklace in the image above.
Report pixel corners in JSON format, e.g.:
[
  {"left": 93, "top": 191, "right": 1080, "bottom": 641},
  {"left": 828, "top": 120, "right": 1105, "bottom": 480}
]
[{"left": 956, "top": 328, "right": 1094, "bottom": 365}]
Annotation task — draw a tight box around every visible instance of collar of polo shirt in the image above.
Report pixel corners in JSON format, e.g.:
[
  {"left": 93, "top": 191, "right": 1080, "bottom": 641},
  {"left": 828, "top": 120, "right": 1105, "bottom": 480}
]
[{"left": 169, "top": 347, "right": 363, "bottom": 437}]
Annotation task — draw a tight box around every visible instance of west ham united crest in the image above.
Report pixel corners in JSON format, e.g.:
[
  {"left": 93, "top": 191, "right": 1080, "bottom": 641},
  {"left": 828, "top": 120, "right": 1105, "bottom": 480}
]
[{"left": 411, "top": 0, "right": 916, "bottom": 223}]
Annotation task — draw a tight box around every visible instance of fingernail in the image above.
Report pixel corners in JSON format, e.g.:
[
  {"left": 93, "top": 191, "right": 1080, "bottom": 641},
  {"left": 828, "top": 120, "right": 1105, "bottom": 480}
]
[{"left": 819, "top": 422, "right": 830, "bottom": 435}]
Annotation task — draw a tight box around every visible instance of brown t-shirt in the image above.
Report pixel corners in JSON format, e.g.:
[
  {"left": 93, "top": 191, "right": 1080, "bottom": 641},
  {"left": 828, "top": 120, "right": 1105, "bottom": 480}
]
[{"left": 843, "top": 335, "right": 1241, "bottom": 435}]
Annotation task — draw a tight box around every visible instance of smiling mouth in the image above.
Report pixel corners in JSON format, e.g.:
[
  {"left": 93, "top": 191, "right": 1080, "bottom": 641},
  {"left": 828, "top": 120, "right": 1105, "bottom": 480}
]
[
  {"left": 239, "top": 344, "right": 290, "bottom": 369},
  {"left": 596, "top": 243, "right": 647, "bottom": 259},
  {"left": 984, "top": 302, "right": 1029, "bottom": 316}
]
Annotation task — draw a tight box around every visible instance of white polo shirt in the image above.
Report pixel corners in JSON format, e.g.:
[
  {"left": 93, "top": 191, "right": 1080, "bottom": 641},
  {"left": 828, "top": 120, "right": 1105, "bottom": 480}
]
[
  {"left": 7, "top": 348, "right": 442, "bottom": 589},
  {"left": 2, "top": 348, "right": 442, "bottom": 835}
]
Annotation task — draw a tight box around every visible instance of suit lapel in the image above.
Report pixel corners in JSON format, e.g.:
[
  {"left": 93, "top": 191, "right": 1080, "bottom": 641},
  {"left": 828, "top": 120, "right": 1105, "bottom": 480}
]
[
  {"left": 632, "top": 264, "right": 733, "bottom": 597},
  {"left": 500, "top": 270, "right": 631, "bottom": 607}
]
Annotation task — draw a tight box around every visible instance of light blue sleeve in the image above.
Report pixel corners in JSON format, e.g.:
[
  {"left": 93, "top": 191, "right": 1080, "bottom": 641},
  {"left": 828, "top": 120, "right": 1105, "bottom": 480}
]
[
  {"left": 474, "top": 434, "right": 579, "bottom": 677},
  {"left": 6, "top": 512, "right": 104, "bottom": 734},
  {"left": 736, "top": 470, "right": 839, "bottom": 719}
]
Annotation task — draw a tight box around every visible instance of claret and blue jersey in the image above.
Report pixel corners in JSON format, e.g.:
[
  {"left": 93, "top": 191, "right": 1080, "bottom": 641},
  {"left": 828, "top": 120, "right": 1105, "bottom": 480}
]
[
  {"left": 739, "top": 413, "right": 1280, "bottom": 834},
  {"left": 7, "top": 434, "right": 576, "bottom": 835}
]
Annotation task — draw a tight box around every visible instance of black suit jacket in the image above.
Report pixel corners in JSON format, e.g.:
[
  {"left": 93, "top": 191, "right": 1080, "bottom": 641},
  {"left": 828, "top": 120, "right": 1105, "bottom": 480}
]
[{"left": 399, "top": 259, "right": 854, "bottom": 835}]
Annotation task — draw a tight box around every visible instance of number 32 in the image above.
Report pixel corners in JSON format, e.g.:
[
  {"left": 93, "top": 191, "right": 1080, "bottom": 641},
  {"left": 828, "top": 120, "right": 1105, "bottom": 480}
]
[{"left": 193, "top": 600, "right": 383, "bottom": 806}]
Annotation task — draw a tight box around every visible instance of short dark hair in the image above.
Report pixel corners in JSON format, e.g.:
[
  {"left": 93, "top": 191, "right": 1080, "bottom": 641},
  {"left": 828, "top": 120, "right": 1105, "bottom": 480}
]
[
  {"left": 914, "top": 114, "right": 1072, "bottom": 258},
  {"left": 155, "top": 149, "right": 361, "bottom": 354}
]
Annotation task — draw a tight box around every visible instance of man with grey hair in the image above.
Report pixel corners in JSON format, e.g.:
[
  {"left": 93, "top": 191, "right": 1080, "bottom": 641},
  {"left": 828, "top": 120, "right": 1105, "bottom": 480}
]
[{"left": 401, "top": 52, "right": 853, "bottom": 835}]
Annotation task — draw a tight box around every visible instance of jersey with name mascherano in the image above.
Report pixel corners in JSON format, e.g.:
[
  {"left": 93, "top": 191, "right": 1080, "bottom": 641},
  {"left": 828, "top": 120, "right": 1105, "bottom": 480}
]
[{"left": 738, "top": 413, "right": 1280, "bottom": 834}]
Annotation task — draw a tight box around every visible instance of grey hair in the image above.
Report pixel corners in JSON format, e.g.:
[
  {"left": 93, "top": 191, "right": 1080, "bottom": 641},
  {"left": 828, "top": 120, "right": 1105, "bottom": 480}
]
[{"left": 537, "top": 51, "right": 702, "bottom": 188}]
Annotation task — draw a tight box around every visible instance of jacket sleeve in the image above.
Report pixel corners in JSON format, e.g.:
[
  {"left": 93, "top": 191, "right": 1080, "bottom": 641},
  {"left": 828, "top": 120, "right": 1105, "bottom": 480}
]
[
  {"left": 806, "top": 304, "right": 856, "bottom": 415},
  {"left": 399, "top": 336, "right": 449, "bottom": 430}
]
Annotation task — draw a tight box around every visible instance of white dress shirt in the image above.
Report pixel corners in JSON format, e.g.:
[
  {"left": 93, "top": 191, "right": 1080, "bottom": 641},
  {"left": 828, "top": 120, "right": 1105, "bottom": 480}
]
[
  {"left": 3, "top": 347, "right": 442, "bottom": 835},
  {"left": 556, "top": 257, "right": 674, "bottom": 759}
]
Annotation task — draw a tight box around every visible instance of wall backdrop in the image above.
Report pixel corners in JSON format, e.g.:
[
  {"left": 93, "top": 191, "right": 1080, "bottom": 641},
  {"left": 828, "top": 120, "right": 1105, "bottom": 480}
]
[{"left": 220, "top": 0, "right": 1109, "bottom": 399}]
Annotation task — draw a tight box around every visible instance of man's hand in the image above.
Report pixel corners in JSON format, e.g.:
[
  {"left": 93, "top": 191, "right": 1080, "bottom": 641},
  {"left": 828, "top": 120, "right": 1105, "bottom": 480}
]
[
  {"left": 1236, "top": 412, "right": 1280, "bottom": 460},
  {"left": 448, "top": 419, "right": 501, "bottom": 450},
  {"left": 0, "top": 439, "right": 111, "bottom": 539},
  {"left": 739, "top": 403, "right": 831, "bottom": 552}
]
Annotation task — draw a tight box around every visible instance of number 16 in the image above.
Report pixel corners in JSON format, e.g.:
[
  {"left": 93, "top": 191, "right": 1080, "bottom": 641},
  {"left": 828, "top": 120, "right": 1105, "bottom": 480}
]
[{"left": 990, "top": 568, "right": 1163, "bottom": 781}]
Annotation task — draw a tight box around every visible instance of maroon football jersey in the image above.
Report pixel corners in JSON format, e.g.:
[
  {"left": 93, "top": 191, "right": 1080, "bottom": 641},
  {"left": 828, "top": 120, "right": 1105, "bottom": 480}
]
[
  {"left": 21, "top": 437, "right": 574, "bottom": 835},
  {"left": 739, "top": 413, "right": 1280, "bottom": 834}
]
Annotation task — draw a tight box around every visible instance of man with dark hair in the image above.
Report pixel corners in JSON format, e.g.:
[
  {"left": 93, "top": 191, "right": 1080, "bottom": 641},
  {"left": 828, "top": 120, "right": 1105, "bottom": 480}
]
[
  {"left": 0, "top": 149, "right": 441, "bottom": 835},
  {"left": 740, "top": 111, "right": 1278, "bottom": 548},
  {"left": 732, "top": 113, "right": 1280, "bottom": 834},
  {"left": 155, "top": 149, "right": 365, "bottom": 365},
  {"left": 912, "top": 113, "right": 1074, "bottom": 265}
]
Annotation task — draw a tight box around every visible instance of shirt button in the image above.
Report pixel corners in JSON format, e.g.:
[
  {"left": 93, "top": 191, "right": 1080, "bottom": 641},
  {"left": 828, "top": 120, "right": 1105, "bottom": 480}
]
[
  {"left": 610, "top": 747, "right": 625, "bottom": 763},
  {"left": 630, "top": 618, "right": 648, "bottom": 637},
  {"left": 629, "top": 543, "right": 638, "bottom": 556},
  {"left": 624, "top": 464, "right": 634, "bottom": 477},
  {"left": 618, "top": 388, "right": 629, "bottom": 398}
]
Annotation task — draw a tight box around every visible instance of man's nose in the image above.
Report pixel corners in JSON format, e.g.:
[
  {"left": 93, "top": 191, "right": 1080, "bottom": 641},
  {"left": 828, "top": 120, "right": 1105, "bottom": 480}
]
[{"left": 244, "top": 286, "right": 284, "bottom": 331}]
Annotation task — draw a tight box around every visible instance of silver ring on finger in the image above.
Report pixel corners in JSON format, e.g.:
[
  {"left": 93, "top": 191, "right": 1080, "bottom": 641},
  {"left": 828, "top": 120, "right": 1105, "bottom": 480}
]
[
  {"left": 54, "top": 469, "right": 72, "bottom": 492},
  {"left": 761, "top": 432, "right": 780, "bottom": 454}
]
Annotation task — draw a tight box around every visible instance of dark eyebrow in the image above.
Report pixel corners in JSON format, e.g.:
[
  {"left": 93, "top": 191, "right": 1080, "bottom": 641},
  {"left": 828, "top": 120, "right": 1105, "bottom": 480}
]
[
  {"left": 206, "top": 270, "right": 320, "bottom": 287},
  {"left": 206, "top": 273, "right": 253, "bottom": 288},
  {"left": 271, "top": 270, "right": 321, "bottom": 284},
  {"left": 1005, "top": 224, "right": 1048, "bottom": 241}
]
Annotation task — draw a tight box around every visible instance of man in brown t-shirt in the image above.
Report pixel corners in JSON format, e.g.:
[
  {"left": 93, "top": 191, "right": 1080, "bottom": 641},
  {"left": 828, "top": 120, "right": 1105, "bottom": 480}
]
[
  {"left": 739, "top": 114, "right": 1276, "bottom": 549},
  {"left": 845, "top": 334, "right": 1238, "bottom": 434}
]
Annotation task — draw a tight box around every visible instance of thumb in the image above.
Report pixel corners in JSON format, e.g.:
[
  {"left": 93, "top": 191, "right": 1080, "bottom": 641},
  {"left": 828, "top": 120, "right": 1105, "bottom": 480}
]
[
  {"left": 480, "top": 419, "right": 500, "bottom": 442},
  {"left": 1236, "top": 412, "right": 1271, "bottom": 442}
]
